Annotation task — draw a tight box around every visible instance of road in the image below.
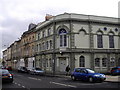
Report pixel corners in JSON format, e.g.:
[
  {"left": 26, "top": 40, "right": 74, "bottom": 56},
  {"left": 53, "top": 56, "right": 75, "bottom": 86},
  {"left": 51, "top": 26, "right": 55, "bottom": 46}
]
[{"left": 2, "top": 71, "right": 120, "bottom": 89}]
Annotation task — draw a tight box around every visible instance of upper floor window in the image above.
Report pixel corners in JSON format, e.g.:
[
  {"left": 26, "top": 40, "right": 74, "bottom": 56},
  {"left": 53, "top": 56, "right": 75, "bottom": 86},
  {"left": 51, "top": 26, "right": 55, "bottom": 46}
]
[
  {"left": 59, "top": 29, "right": 67, "bottom": 47},
  {"left": 42, "top": 31, "right": 45, "bottom": 38},
  {"left": 97, "top": 35, "right": 103, "bottom": 48},
  {"left": 79, "top": 56, "right": 85, "bottom": 67},
  {"left": 46, "top": 41, "right": 49, "bottom": 49},
  {"left": 38, "top": 33, "right": 40, "bottom": 40},
  {"left": 39, "top": 44, "right": 41, "bottom": 51},
  {"left": 36, "top": 44, "right": 39, "bottom": 52},
  {"left": 109, "top": 35, "right": 114, "bottom": 48},
  {"left": 49, "top": 40, "right": 52, "bottom": 49},
  {"left": 47, "top": 28, "right": 51, "bottom": 36}
]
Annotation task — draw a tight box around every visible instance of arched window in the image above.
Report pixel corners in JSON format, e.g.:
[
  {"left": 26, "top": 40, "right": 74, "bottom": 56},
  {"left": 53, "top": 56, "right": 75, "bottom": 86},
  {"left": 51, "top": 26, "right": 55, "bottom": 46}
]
[
  {"left": 95, "top": 58, "right": 100, "bottom": 67},
  {"left": 79, "top": 56, "right": 85, "bottom": 67},
  {"left": 59, "top": 29, "right": 67, "bottom": 47},
  {"left": 97, "top": 30, "right": 103, "bottom": 48},
  {"left": 109, "top": 34, "right": 114, "bottom": 48}
]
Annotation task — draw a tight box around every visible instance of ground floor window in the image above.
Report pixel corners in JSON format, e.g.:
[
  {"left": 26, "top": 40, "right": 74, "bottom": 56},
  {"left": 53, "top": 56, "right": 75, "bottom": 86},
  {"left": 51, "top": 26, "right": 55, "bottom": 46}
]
[
  {"left": 95, "top": 58, "right": 100, "bottom": 67},
  {"left": 49, "top": 58, "right": 52, "bottom": 67},
  {"left": 110, "top": 58, "right": 115, "bottom": 67},
  {"left": 79, "top": 56, "right": 85, "bottom": 67},
  {"left": 102, "top": 58, "right": 107, "bottom": 67}
]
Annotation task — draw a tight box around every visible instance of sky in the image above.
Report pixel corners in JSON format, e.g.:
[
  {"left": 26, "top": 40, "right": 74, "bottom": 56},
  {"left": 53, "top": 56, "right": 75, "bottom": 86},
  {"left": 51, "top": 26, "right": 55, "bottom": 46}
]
[{"left": 0, "top": 0, "right": 120, "bottom": 58}]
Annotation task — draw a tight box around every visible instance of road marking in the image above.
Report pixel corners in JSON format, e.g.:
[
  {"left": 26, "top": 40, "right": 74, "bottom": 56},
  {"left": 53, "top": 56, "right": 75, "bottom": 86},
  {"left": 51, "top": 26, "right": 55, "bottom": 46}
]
[
  {"left": 18, "top": 84, "right": 21, "bottom": 86},
  {"left": 22, "top": 86, "right": 25, "bottom": 88},
  {"left": 38, "top": 79, "right": 41, "bottom": 80},
  {"left": 28, "top": 77, "right": 41, "bottom": 81},
  {"left": 50, "top": 81, "right": 77, "bottom": 88}
]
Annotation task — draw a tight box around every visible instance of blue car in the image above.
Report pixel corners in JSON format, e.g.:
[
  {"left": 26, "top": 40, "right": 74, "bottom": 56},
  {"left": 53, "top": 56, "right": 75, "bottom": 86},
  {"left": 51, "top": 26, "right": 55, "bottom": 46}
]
[
  {"left": 110, "top": 67, "right": 120, "bottom": 75},
  {"left": 71, "top": 68, "right": 106, "bottom": 82}
]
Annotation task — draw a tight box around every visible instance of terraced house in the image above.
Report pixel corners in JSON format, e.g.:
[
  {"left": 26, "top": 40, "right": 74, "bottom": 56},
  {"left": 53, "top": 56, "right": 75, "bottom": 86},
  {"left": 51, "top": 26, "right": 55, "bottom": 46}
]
[{"left": 3, "top": 13, "right": 120, "bottom": 74}]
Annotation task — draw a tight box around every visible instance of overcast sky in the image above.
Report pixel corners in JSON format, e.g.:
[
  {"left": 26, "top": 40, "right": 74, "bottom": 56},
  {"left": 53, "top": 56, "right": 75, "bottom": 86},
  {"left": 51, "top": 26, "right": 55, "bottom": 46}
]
[{"left": 0, "top": 0, "right": 120, "bottom": 58}]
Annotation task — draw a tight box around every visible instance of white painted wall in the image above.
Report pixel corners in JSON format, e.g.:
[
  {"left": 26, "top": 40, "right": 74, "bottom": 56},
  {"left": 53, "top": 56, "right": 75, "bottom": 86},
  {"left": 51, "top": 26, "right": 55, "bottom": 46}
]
[
  {"left": 19, "top": 59, "right": 25, "bottom": 67},
  {"left": 75, "top": 34, "right": 89, "bottom": 48},
  {"left": 27, "top": 57, "right": 35, "bottom": 70}
]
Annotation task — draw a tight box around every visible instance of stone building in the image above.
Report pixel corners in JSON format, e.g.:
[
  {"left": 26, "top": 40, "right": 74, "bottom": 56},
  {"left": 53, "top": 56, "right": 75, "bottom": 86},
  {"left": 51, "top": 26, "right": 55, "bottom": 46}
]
[
  {"left": 18, "top": 23, "right": 36, "bottom": 70},
  {"left": 2, "top": 13, "right": 120, "bottom": 74},
  {"left": 35, "top": 13, "right": 120, "bottom": 74}
]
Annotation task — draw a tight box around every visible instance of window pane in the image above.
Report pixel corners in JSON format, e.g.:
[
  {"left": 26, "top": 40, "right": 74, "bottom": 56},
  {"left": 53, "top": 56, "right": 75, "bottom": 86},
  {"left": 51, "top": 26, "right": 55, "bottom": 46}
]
[
  {"left": 60, "top": 35, "right": 62, "bottom": 47},
  {"left": 109, "top": 35, "right": 114, "bottom": 48},
  {"left": 95, "top": 58, "right": 100, "bottom": 67},
  {"left": 102, "top": 58, "right": 107, "bottom": 67},
  {"left": 97, "top": 35, "right": 103, "bottom": 48},
  {"left": 79, "top": 56, "right": 85, "bottom": 67},
  {"left": 64, "top": 35, "right": 67, "bottom": 46}
]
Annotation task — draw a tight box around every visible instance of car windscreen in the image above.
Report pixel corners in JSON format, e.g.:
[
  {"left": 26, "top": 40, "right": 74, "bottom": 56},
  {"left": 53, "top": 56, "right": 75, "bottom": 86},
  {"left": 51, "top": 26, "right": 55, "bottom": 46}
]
[
  {"left": 86, "top": 69, "right": 95, "bottom": 73},
  {"left": 2, "top": 70, "right": 9, "bottom": 74}
]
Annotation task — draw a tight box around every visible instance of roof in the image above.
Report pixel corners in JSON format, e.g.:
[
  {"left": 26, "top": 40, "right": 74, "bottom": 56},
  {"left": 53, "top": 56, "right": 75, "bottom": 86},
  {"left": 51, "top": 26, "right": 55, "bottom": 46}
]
[{"left": 36, "top": 13, "right": 119, "bottom": 30}]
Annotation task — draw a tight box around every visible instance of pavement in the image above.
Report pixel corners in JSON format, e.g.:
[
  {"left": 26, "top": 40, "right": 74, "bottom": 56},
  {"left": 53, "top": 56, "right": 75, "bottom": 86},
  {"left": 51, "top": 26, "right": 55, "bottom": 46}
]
[
  {"left": 105, "top": 75, "right": 120, "bottom": 82},
  {"left": 46, "top": 74, "right": 120, "bottom": 83}
]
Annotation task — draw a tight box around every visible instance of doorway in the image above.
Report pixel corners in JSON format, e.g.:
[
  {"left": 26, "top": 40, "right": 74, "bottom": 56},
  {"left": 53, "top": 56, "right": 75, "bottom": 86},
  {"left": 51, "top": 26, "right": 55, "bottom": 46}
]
[{"left": 59, "top": 57, "right": 66, "bottom": 72}]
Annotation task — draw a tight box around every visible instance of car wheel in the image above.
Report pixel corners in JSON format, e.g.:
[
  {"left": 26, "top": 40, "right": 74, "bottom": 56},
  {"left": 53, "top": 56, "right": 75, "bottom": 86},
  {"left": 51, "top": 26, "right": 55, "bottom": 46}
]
[
  {"left": 89, "top": 77, "right": 94, "bottom": 82},
  {"left": 71, "top": 76, "right": 76, "bottom": 81}
]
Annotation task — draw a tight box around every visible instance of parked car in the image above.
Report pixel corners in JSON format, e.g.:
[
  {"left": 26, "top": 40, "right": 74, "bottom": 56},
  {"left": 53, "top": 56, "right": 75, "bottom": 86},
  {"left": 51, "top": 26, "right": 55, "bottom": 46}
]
[
  {"left": 6, "top": 66, "right": 12, "bottom": 71},
  {"left": 18, "top": 66, "right": 28, "bottom": 73},
  {"left": 110, "top": 66, "right": 120, "bottom": 75},
  {"left": 1, "top": 69, "right": 13, "bottom": 83},
  {"left": 71, "top": 68, "right": 106, "bottom": 82},
  {"left": 29, "top": 68, "right": 45, "bottom": 75},
  {"left": 1, "top": 66, "right": 6, "bottom": 69}
]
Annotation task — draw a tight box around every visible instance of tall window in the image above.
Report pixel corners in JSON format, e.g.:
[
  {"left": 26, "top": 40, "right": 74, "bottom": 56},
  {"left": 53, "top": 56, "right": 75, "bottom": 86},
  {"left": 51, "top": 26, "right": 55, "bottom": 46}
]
[
  {"left": 39, "top": 44, "right": 41, "bottom": 51},
  {"left": 36, "top": 44, "right": 39, "bottom": 52},
  {"left": 49, "top": 40, "right": 52, "bottom": 49},
  {"left": 49, "top": 58, "right": 52, "bottom": 67},
  {"left": 95, "top": 58, "right": 100, "bottom": 67},
  {"left": 38, "top": 33, "right": 40, "bottom": 40},
  {"left": 59, "top": 29, "right": 67, "bottom": 47},
  {"left": 42, "top": 31, "right": 45, "bottom": 38},
  {"left": 97, "top": 35, "right": 103, "bottom": 48},
  {"left": 79, "top": 56, "right": 85, "bottom": 67},
  {"left": 46, "top": 41, "right": 49, "bottom": 49},
  {"left": 47, "top": 28, "right": 51, "bottom": 36},
  {"left": 102, "top": 58, "right": 107, "bottom": 67},
  {"left": 109, "top": 35, "right": 114, "bottom": 48},
  {"left": 110, "top": 58, "right": 115, "bottom": 67}
]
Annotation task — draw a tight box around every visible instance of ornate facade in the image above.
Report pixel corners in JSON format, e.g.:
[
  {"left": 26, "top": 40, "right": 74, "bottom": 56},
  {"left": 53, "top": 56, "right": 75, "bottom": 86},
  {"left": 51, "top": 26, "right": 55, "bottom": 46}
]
[
  {"left": 3, "top": 13, "right": 120, "bottom": 74},
  {"left": 35, "top": 13, "right": 120, "bottom": 74}
]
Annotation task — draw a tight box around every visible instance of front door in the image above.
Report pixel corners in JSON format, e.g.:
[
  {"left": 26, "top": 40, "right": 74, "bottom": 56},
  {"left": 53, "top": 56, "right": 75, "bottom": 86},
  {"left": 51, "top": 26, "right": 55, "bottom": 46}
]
[{"left": 59, "top": 57, "right": 66, "bottom": 72}]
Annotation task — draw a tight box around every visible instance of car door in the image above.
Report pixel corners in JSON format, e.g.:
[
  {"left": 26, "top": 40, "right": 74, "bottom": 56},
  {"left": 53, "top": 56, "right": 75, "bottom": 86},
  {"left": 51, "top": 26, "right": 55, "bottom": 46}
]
[
  {"left": 79, "top": 69, "right": 88, "bottom": 81},
  {"left": 74, "top": 69, "right": 82, "bottom": 80}
]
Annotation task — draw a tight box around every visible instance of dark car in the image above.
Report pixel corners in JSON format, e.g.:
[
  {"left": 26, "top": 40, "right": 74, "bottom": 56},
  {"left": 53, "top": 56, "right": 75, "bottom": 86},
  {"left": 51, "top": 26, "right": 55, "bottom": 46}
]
[
  {"left": 110, "top": 67, "right": 120, "bottom": 75},
  {"left": 71, "top": 68, "right": 106, "bottom": 82},
  {"left": 6, "top": 66, "right": 12, "bottom": 71},
  {"left": 29, "top": 68, "right": 45, "bottom": 75},
  {"left": 2, "top": 69, "right": 13, "bottom": 83},
  {"left": 18, "top": 67, "right": 28, "bottom": 73}
]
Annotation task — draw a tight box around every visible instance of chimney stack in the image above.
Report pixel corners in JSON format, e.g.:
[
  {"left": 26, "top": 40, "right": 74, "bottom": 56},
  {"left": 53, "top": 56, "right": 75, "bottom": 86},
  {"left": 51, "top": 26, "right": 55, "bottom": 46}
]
[{"left": 45, "top": 14, "right": 53, "bottom": 21}]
